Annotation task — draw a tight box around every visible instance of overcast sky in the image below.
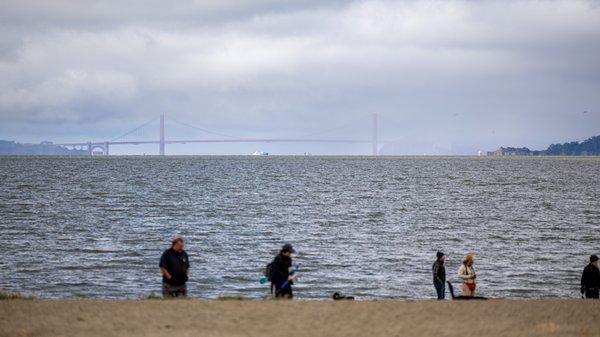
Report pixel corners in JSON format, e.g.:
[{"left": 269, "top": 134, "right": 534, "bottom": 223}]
[{"left": 1, "top": 0, "right": 599, "bottom": 155}]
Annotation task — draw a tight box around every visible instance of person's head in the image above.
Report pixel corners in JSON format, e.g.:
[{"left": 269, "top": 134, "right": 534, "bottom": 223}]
[
  {"left": 463, "top": 253, "right": 474, "bottom": 266},
  {"left": 590, "top": 255, "right": 599, "bottom": 267},
  {"left": 280, "top": 243, "right": 295, "bottom": 257},
  {"left": 436, "top": 251, "right": 445, "bottom": 263},
  {"left": 171, "top": 236, "right": 185, "bottom": 252}
]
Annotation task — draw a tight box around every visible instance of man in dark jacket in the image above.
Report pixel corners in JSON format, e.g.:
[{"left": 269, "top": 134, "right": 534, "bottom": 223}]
[
  {"left": 432, "top": 251, "right": 446, "bottom": 300},
  {"left": 270, "top": 243, "right": 296, "bottom": 298},
  {"left": 159, "top": 236, "right": 190, "bottom": 298},
  {"left": 581, "top": 254, "right": 600, "bottom": 299}
]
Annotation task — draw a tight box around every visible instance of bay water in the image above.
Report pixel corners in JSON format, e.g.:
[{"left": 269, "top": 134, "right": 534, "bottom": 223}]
[{"left": 0, "top": 156, "right": 598, "bottom": 299}]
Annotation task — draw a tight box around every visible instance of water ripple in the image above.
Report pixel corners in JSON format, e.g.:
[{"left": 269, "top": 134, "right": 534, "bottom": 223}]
[{"left": 0, "top": 156, "right": 599, "bottom": 300}]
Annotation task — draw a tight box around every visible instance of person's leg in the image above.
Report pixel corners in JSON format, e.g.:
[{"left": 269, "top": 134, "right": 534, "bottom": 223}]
[
  {"left": 162, "top": 283, "right": 175, "bottom": 298},
  {"left": 282, "top": 286, "right": 293, "bottom": 299},
  {"left": 440, "top": 282, "right": 445, "bottom": 299},
  {"left": 434, "top": 282, "right": 443, "bottom": 299},
  {"left": 462, "top": 283, "right": 472, "bottom": 297},
  {"left": 177, "top": 285, "right": 187, "bottom": 298},
  {"left": 274, "top": 284, "right": 283, "bottom": 298},
  {"left": 275, "top": 285, "right": 292, "bottom": 299},
  {"left": 586, "top": 289, "right": 600, "bottom": 299}
]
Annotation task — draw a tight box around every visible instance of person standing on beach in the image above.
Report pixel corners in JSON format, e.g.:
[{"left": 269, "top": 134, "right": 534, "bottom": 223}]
[
  {"left": 159, "top": 236, "right": 190, "bottom": 298},
  {"left": 270, "top": 243, "right": 296, "bottom": 299},
  {"left": 581, "top": 255, "right": 600, "bottom": 299},
  {"left": 432, "top": 251, "right": 446, "bottom": 300},
  {"left": 458, "top": 253, "right": 476, "bottom": 297}
]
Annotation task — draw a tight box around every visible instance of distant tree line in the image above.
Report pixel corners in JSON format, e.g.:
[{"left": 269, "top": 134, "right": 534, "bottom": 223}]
[
  {"left": 488, "top": 135, "right": 600, "bottom": 156},
  {"left": 0, "top": 140, "right": 87, "bottom": 155}
]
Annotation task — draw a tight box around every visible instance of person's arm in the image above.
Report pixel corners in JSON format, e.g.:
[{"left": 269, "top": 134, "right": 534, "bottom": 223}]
[
  {"left": 271, "top": 256, "right": 286, "bottom": 283},
  {"left": 186, "top": 252, "right": 190, "bottom": 276},
  {"left": 288, "top": 266, "right": 297, "bottom": 281},
  {"left": 433, "top": 263, "right": 441, "bottom": 283},
  {"left": 581, "top": 268, "right": 587, "bottom": 294},
  {"left": 159, "top": 252, "right": 171, "bottom": 280},
  {"left": 160, "top": 267, "right": 172, "bottom": 280},
  {"left": 458, "top": 265, "right": 472, "bottom": 280},
  {"left": 287, "top": 264, "right": 297, "bottom": 282}
]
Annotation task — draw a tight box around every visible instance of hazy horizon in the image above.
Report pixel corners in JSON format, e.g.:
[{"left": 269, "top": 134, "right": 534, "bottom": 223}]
[{"left": 1, "top": 0, "right": 599, "bottom": 155}]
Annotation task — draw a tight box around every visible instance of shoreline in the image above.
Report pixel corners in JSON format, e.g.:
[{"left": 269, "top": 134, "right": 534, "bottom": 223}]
[
  {"left": 1, "top": 154, "right": 600, "bottom": 158},
  {"left": 2, "top": 299, "right": 599, "bottom": 337}
]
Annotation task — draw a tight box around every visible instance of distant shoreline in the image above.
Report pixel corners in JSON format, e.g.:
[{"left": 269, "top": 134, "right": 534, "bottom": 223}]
[
  {"left": 488, "top": 135, "right": 600, "bottom": 156},
  {"left": 0, "top": 154, "right": 599, "bottom": 158}
]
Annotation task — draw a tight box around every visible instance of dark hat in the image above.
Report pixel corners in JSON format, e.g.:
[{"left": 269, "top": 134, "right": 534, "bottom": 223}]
[
  {"left": 591, "top": 255, "right": 599, "bottom": 263},
  {"left": 436, "top": 251, "right": 445, "bottom": 260},
  {"left": 171, "top": 235, "right": 184, "bottom": 244},
  {"left": 281, "top": 243, "right": 296, "bottom": 253}
]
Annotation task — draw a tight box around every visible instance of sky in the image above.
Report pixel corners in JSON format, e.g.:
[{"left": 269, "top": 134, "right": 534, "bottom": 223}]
[{"left": 0, "top": 0, "right": 599, "bottom": 155}]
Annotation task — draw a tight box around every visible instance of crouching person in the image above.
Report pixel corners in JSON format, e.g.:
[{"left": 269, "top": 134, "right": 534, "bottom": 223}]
[{"left": 160, "top": 236, "right": 190, "bottom": 298}]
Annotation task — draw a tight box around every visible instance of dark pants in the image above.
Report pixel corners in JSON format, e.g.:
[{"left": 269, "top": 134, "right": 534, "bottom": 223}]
[
  {"left": 272, "top": 283, "right": 293, "bottom": 299},
  {"left": 162, "top": 283, "right": 187, "bottom": 298},
  {"left": 585, "top": 288, "right": 599, "bottom": 299},
  {"left": 434, "top": 281, "right": 445, "bottom": 300}
]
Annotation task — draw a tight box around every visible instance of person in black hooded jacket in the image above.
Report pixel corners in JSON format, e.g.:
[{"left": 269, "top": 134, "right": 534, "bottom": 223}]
[
  {"left": 432, "top": 251, "right": 446, "bottom": 300},
  {"left": 270, "top": 243, "right": 296, "bottom": 298},
  {"left": 581, "top": 254, "right": 600, "bottom": 299}
]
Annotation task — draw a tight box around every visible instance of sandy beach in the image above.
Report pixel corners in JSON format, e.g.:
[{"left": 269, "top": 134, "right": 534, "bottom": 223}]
[{"left": 1, "top": 299, "right": 599, "bottom": 337}]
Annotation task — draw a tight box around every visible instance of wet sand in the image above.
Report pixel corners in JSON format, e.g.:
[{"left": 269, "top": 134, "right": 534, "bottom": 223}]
[{"left": 1, "top": 299, "right": 599, "bottom": 337}]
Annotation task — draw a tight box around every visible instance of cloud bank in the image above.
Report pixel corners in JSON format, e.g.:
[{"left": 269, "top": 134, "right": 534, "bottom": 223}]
[{"left": 0, "top": 0, "right": 599, "bottom": 154}]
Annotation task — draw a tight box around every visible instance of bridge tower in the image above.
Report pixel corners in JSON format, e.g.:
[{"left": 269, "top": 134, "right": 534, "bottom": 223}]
[
  {"left": 159, "top": 114, "right": 165, "bottom": 156},
  {"left": 372, "top": 112, "right": 378, "bottom": 156}
]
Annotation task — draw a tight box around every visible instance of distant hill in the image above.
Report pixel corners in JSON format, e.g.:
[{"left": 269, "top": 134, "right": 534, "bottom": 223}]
[
  {"left": 488, "top": 135, "right": 600, "bottom": 156},
  {"left": 0, "top": 140, "right": 87, "bottom": 155}
]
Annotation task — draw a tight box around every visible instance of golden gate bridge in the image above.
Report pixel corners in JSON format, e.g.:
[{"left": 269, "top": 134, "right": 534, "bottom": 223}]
[{"left": 56, "top": 113, "right": 381, "bottom": 155}]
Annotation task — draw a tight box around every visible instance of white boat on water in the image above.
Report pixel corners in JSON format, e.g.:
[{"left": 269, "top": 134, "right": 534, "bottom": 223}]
[{"left": 251, "top": 151, "right": 269, "bottom": 156}]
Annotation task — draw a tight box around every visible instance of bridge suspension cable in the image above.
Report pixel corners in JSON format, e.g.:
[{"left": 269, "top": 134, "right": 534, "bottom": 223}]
[
  {"left": 294, "top": 122, "right": 355, "bottom": 139},
  {"left": 166, "top": 117, "right": 242, "bottom": 139},
  {"left": 109, "top": 117, "right": 158, "bottom": 142}
]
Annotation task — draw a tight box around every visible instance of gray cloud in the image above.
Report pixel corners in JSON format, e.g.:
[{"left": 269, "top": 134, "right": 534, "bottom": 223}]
[{"left": 1, "top": 0, "right": 599, "bottom": 154}]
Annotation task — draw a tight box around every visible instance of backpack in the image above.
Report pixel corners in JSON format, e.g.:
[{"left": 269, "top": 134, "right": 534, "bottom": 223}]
[{"left": 265, "top": 262, "right": 274, "bottom": 282}]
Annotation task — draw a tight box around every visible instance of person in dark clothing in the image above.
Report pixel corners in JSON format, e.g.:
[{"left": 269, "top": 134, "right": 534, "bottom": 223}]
[
  {"left": 432, "top": 251, "right": 446, "bottom": 300},
  {"left": 270, "top": 243, "right": 296, "bottom": 299},
  {"left": 581, "top": 254, "right": 600, "bottom": 299},
  {"left": 159, "top": 236, "right": 190, "bottom": 298}
]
